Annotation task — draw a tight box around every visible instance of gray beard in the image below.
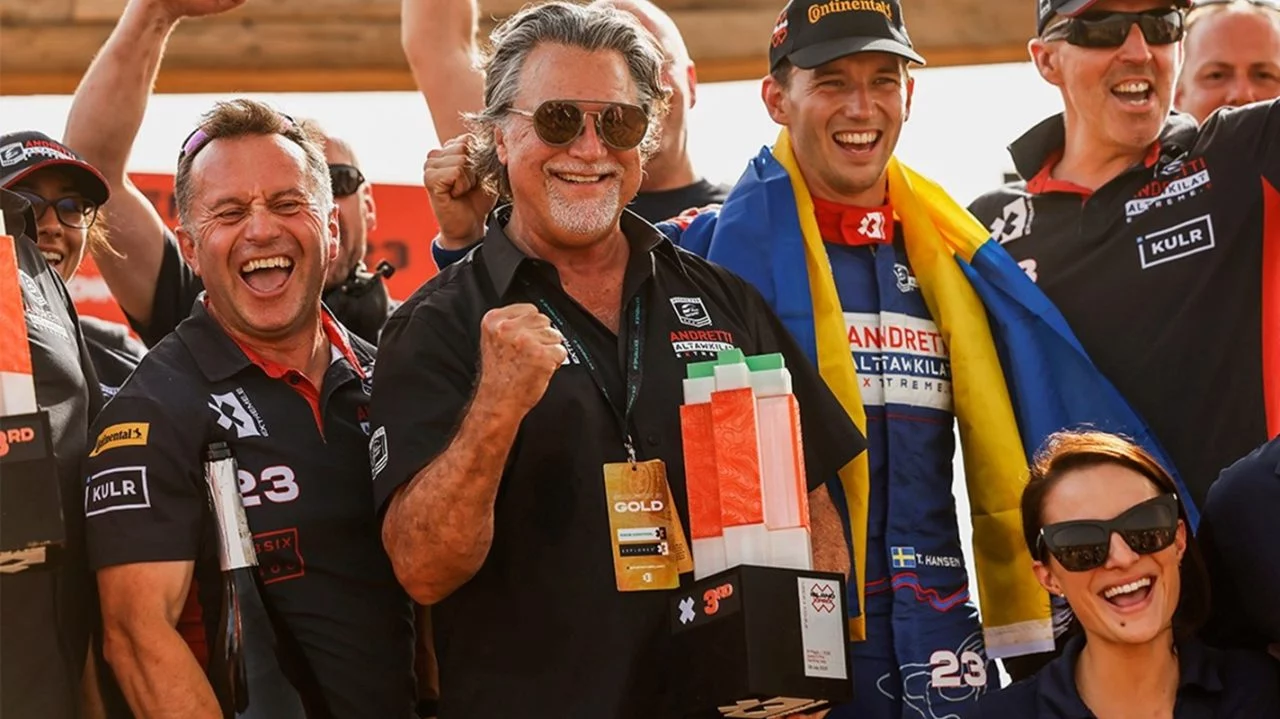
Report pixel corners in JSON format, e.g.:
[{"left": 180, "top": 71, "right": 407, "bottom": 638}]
[{"left": 546, "top": 179, "right": 622, "bottom": 237}]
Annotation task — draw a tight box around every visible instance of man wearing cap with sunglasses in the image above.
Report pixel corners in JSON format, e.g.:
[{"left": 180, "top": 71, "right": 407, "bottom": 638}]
[
  {"left": 63, "top": 0, "right": 391, "bottom": 347},
  {"left": 371, "top": 3, "right": 864, "bottom": 717},
  {"left": 1176, "top": 0, "right": 1280, "bottom": 123},
  {"left": 970, "top": 1, "right": 1280, "bottom": 521}
]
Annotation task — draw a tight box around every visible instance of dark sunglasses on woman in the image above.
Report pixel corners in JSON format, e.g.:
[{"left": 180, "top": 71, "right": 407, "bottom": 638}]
[
  {"left": 508, "top": 100, "right": 649, "bottom": 151},
  {"left": 1037, "top": 493, "right": 1181, "bottom": 572},
  {"left": 11, "top": 189, "right": 99, "bottom": 230},
  {"left": 1043, "top": 8, "right": 1185, "bottom": 47},
  {"left": 329, "top": 164, "right": 366, "bottom": 198}
]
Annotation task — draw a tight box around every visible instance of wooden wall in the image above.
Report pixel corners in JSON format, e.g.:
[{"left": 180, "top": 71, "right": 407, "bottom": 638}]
[{"left": 0, "top": 0, "right": 1034, "bottom": 95}]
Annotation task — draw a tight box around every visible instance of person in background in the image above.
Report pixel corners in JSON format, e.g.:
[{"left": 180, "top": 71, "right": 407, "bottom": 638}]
[
  {"left": 967, "top": 430, "right": 1280, "bottom": 718},
  {"left": 0, "top": 188, "right": 103, "bottom": 716},
  {"left": 1176, "top": 0, "right": 1280, "bottom": 123},
  {"left": 1196, "top": 437, "right": 1280, "bottom": 658},
  {"left": 63, "top": 0, "right": 391, "bottom": 347},
  {"left": 403, "top": 0, "right": 730, "bottom": 246},
  {"left": 0, "top": 131, "right": 147, "bottom": 399}
]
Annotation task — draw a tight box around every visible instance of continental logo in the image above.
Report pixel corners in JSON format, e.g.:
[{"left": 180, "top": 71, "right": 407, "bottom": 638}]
[
  {"left": 808, "top": 0, "right": 893, "bottom": 24},
  {"left": 89, "top": 422, "right": 149, "bottom": 457}
]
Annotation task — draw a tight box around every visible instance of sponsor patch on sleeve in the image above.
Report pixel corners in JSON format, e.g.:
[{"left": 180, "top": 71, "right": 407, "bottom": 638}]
[
  {"left": 369, "top": 426, "right": 389, "bottom": 480},
  {"left": 84, "top": 466, "right": 151, "bottom": 517},
  {"left": 88, "top": 422, "right": 150, "bottom": 457}
]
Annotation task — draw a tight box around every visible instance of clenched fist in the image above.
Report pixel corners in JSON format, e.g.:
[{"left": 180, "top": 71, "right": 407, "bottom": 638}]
[
  {"left": 476, "top": 304, "right": 568, "bottom": 418},
  {"left": 424, "top": 135, "right": 496, "bottom": 250}
]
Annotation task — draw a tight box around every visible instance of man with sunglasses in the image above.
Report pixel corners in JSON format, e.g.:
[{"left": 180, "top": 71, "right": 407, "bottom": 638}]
[
  {"left": 969, "top": 0, "right": 1280, "bottom": 526},
  {"left": 372, "top": 3, "right": 864, "bottom": 717},
  {"left": 1176, "top": 0, "right": 1280, "bottom": 123},
  {"left": 63, "top": 0, "right": 391, "bottom": 347}
]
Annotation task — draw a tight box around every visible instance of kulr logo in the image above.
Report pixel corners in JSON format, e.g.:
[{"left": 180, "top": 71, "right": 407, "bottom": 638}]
[{"left": 1137, "top": 214, "right": 1216, "bottom": 269}]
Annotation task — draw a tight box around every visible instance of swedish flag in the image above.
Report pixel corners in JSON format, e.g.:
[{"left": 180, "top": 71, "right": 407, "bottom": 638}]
[{"left": 890, "top": 546, "right": 916, "bottom": 570}]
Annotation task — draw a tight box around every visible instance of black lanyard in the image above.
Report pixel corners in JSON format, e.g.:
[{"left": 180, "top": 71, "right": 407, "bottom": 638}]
[{"left": 521, "top": 277, "right": 646, "bottom": 464}]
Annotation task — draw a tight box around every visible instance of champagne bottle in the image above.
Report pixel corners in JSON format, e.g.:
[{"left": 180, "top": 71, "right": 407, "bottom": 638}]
[{"left": 204, "top": 441, "right": 256, "bottom": 716}]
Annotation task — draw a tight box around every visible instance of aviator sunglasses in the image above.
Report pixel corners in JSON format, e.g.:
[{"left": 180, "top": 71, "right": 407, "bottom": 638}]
[
  {"left": 329, "top": 164, "right": 366, "bottom": 198},
  {"left": 508, "top": 100, "right": 650, "bottom": 151},
  {"left": 1037, "top": 493, "right": 1181, "bottom": 572},
  {"left": 1043, "top": 8, "right": 1185, "bottom": 48}
]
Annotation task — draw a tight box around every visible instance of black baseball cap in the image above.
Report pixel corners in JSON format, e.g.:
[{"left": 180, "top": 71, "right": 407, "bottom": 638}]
[
  {"left": 1037, "top": 0, "right": 1191, "bottom": 35},
  {"left": 0, "top": 131, "right": 110, "bottom": 205},
  {"left": 769, "top": 0, "right": 926, "bottom": 72}
]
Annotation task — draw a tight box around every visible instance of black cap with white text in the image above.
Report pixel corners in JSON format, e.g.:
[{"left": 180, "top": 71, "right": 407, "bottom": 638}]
[{"left": 769, "top": 0, "right": 926, "bottom": 71}]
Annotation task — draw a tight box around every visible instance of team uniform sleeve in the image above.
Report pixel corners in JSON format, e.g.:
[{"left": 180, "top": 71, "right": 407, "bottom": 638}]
[
  {"left": 83, "top": 394, "right": 207, "bottom": 570},
  {"left": 1205, "top": 99, "right": 1280, "bottom": 189},
  {"left": 125, "top": 231, "right": 204, "bottom": 348},
  {"left": 431, "top": 239, "right": 479, "bottom": 271},
  {"left": 368, "top": 299, "right": 480, "bottom": 515},
  {"left": 738, "top": 280, "right": 867, "bottom": 492}
]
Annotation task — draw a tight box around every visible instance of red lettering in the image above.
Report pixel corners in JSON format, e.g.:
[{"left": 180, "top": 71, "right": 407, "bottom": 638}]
[
  {"left": 903, "top": 328, "right": 919, "bottom": 352},
  {"left": 887, "top": 326, "right": 904, "bottom": 348},
  {"left": 863, "top": 327, "right": 882, "bottom": 349}
]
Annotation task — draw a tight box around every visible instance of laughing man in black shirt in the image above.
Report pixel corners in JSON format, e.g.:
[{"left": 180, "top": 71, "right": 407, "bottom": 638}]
[
  {"left": 83, "top": 101, "right": 414, "bottom": 718},
  {"left": 372, "top": 4, "right": 865, "bottom": 717},
  {"left": 969, "top": 0, "right": 1280, "bottom": 512}
]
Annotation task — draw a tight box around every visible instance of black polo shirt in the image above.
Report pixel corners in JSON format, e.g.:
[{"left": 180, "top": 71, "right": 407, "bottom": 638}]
[
  {"left": 627, "top": 177, "right": 732, "bottom": 223},
  {"left": 370, "top": 208, "right": 866, "bottom": 718},
  {"left": 84, "top": 301, "right": 415, "bottom": 718},
  {"left": 129, "top": 232, "right": 391, "bottom": 347},
  {"left": 968, "top": 103, "right": 1280, "bottom": 509},
  {"left": 80, "top": 315, "right": 146, "bottom": 399},
  {"left": 2, "top": 189, "right": 102, "bottom": 719},
  {"left": 966, "top": 633, "right": 1280, "bottom": 718}
]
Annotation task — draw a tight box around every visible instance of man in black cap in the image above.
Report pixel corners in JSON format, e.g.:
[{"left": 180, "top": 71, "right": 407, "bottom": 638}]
[
  {"left": 969, "top": 0, "right": 1280, "bottom": 520},
  {"left": 426, "top": 1, "right": 1059, "bottom": 716}
]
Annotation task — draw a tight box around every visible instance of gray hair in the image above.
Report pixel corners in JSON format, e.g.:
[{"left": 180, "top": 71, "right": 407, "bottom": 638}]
[
  {"left": 174, "top": 99, "right": 334, "bottom": 234},
  {"left": 466, "top": 1, "right": 670, "bottom": 199}
]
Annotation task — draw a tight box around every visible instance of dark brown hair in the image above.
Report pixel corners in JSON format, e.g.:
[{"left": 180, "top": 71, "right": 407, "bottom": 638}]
[{"left": 1022, "top": 430, "right": 1211, "bottom": 635}]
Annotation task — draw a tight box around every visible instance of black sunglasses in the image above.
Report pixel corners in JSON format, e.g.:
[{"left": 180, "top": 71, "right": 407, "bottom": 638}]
[
  {"left": 1044, "top": 9, "right": 1185, "bottom": 47},
  {"left": 1038, "top": 494, "right": 1181, "bottom": 572},
  {"left": 12, "top": 189, "right": 98, "bottom": 230},
  {"left": 329, "top": 164, "right": 366, "bottom": 198},
  {"left": 508, "top": 100, "right": 650, "bottom": 151}
]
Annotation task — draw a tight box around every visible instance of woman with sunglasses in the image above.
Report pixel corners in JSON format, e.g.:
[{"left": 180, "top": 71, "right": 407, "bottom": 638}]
[
  {"left": 966, "top": 431, "right": 1280, "bottom": 718},
  {"left": 0, "top": 131, "right": 147, "bottom": 399}
]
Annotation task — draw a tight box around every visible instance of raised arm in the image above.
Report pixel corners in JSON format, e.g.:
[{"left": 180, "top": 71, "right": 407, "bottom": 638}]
[
  {"left": 62, "top": 0, "right": 243, "bottom": 326},
  {"left": 98, "top": 560, "right": 220, "bottom": 718},
  {"left": 380, "top": 304, "right": 566, "bottom": 604},
  {"left": 401, "top": 0, "right": 487, "bottom": 143}
]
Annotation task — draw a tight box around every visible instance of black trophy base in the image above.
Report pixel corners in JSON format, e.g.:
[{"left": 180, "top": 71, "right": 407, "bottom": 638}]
[
  {"left": 0, "top": 411, "right": 64, "bottom": 571},
  {"left": 671, "top": 564, "right": 852, "bottom": 718}
]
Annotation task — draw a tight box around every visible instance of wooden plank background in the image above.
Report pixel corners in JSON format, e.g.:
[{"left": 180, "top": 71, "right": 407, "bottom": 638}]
[{"left": 0, "top": 0, "right": 1034, "bottom": 95}]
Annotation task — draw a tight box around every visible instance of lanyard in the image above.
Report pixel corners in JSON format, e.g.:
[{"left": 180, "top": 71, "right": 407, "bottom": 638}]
[{"left": 522, "top": 278, "right": 646, "bottom": 465}]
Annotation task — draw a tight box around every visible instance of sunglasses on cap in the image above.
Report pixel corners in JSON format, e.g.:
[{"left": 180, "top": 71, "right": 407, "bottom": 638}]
[
  {"left": 1037, "top": 493, "right": 1181, "bottom": 572},
  {"left": 11, "top": 189, "right": 99, "bottom": 230},
  {"left": 1043, "top": 8, "right": 1185, "bottom": 47},
  {"left": 329, "top": 164, "right": 366, "bottom": 198},
  {"left": 508, "top": 100, "right": 650, "bottom": 151}
]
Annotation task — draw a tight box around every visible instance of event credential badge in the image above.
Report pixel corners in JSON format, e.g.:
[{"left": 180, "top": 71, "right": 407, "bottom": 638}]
[{"left": 603, "top": 459, "right": 691, "bottom": 591}]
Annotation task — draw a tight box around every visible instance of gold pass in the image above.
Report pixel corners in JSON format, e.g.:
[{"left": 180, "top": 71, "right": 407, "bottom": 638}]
[{"left": 603, "top": 459, "right": 689, "bottom": 591}]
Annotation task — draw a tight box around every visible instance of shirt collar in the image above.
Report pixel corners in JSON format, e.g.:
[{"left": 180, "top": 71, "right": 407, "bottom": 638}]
[
  {"left": 177, "top": 298, "right": 364, "bottom": 383},
  {"left": 481, "top": 204, "right": 676, "bottom": 299},
  {"left": 1036, "top": 633, "right": 1226, "bottom": 716},
  {"left": 1009, "top": 112, "right": 1200, "bottom": 187}
]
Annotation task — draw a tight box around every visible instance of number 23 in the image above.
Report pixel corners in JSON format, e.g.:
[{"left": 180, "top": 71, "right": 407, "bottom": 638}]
[
  {"left": 930, "top": 650, "right": 987, "bottom": 689},
  {"left": 237, "top": 466, "right": 299, "bottom": 507}
]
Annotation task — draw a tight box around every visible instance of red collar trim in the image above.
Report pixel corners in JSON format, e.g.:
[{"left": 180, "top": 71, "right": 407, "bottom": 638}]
[
  {"left": 811, "top": 196, "right": 896, "bottom": 247},
  {"left": 1027, "top": 143, "right": 1163, "bottom": 198}
]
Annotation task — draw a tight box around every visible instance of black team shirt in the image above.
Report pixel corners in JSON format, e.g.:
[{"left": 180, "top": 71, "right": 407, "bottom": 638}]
[
  {"left": 370, "top": 208, "right": 866, "bottom": 718},
  {"left": 83, "top": 302, "right": 415, "bottom": 718},
  {"left": 969, "top": 103, "right": 1280, "bottom": 509}
]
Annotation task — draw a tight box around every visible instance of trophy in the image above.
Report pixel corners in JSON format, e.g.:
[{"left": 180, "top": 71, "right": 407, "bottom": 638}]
[
  {"left": 0, "top": 211, "right": 64, "bottom": 574},
  {"left": 673, "top": 350, "right": 852, "bottom": 717}
]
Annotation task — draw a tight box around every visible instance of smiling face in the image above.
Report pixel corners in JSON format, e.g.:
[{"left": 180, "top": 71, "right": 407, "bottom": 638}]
[
  {"left": 321, "top": 136, "right": 377, "bottom": 288},
  {"left": 1177, "top": 6, "right": 1280, "bottom": 123},
  {"left": 763, "top": 52, "right": 913, "bottom": 206},
  {"left": 1032, "top": 0, "right": 1182, "bottom": 157},
  {"left": 10, "top": 167, "right": 94, "bottom": 283},
  {"left": 497, "top": 43, "right": 645, "bottom": 247},
  {"left": 177, "top": 133, "right": 338, "bottom": 342},
  {"left": 1034, "top": 462, "right": 1187, "bottom": 648}
]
